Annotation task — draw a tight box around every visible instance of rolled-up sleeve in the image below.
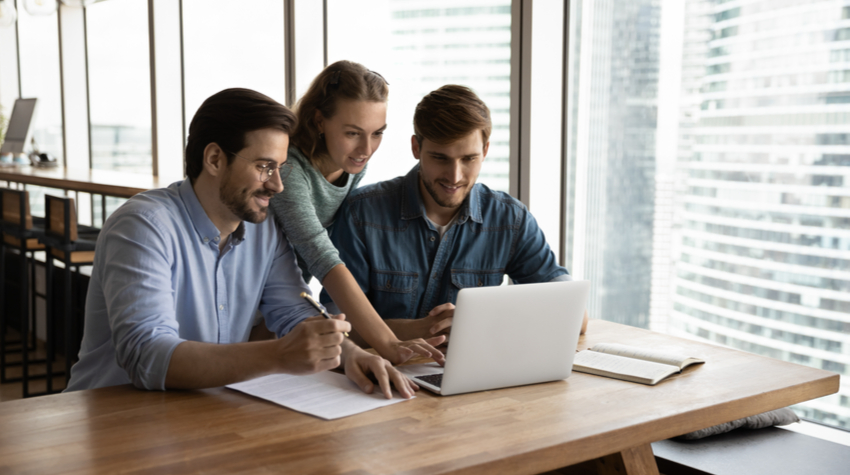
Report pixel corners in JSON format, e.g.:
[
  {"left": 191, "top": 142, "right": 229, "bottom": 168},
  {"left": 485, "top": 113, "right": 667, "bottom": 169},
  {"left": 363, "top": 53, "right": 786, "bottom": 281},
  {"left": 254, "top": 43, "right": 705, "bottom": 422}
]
[
  {"left": 260, "top": 232, "right": 317, "bottom": 337},
  {"left": 506, "top": 209, "right": 570, "bottom": 284},
  {"left": 100, "top": 212, "right": 185, "bottom": 390}
]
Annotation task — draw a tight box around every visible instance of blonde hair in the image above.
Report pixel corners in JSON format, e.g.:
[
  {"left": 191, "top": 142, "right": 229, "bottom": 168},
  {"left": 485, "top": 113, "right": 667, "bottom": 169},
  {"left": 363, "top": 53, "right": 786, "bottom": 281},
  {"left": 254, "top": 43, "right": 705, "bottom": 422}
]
[{"left": 291, "top": 60, "right": 389, "bottom": 167}]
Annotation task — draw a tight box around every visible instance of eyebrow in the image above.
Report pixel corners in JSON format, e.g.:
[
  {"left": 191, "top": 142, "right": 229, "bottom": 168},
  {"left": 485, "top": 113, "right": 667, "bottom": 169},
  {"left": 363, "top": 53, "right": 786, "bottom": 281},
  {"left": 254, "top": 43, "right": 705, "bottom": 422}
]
[
  {"left": 427, "top": 152, "right": 480, "bottom": 159},
  {"left": 343, "top": 124, "right": 388, "bottom": 133}
]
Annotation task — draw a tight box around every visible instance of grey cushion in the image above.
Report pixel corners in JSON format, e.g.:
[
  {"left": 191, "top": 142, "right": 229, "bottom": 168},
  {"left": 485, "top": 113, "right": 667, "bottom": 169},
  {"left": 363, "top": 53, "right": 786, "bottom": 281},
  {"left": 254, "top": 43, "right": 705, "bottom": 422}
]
[{"left": 676, "top": 407, "right": 800, "bottom": 440}]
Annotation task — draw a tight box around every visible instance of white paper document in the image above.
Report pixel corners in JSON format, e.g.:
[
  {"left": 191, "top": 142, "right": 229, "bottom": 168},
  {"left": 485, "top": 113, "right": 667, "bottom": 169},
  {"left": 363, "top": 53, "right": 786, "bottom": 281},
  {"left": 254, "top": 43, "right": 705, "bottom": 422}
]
[{"left": 227, "top": 372, "right": 411, "bottom": 420}]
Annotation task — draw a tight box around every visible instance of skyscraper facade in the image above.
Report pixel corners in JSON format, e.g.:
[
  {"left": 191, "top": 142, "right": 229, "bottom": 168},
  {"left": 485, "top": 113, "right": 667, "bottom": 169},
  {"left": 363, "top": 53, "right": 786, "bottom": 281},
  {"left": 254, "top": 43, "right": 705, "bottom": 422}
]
[
  {"left": 568, "top": 0, "right": 662, "bottom": 328},
  {"left": 665, "top": 0, "right": 850, "bottom": 428}
]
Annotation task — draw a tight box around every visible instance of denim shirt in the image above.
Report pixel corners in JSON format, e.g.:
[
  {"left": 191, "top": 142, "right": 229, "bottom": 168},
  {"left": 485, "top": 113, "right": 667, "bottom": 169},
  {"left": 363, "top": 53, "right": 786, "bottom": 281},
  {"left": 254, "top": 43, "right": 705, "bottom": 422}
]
[{"left": 323, "top": 164, "right": 569, "bottom": 320}]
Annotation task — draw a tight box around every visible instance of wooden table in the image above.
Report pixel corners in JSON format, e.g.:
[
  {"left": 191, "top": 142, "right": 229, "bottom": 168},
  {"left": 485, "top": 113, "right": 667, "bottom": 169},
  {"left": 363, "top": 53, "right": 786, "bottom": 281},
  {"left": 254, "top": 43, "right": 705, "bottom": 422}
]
[
  {"left": 0, "top": 320, "right": 839, "bottom": 474},
  {"left": 0, "top": 165, "right": 180, "bottom": 198}
]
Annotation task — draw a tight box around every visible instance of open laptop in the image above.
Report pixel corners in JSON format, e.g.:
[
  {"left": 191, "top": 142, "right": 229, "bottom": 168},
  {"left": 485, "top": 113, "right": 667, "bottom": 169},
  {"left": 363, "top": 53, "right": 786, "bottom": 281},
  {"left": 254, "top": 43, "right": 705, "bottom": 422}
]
[{"left": 400, "top": 280, "right": 590, "bottom": 396}]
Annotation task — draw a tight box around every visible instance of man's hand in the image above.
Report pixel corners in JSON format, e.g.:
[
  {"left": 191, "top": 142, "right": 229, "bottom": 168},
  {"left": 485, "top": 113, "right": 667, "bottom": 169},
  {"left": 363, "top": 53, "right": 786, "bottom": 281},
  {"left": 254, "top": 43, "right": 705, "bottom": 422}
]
[
  {"left": 272, "top": 314, "right": 351, "bottom": 374},
  {"left": 424, "top": 302, "right": 454, "bottom": 341},
  {"left": 342, "top": 341, "right": 419, "bottom": 399}
]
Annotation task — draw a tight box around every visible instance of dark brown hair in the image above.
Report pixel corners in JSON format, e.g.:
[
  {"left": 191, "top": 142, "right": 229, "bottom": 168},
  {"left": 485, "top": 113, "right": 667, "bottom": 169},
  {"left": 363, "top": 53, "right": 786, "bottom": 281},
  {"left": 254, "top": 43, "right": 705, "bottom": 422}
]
[
  {"left": 413, "top": 85, "right": 491, "bottom": 146},
  {"left": 291, "top": 60, "right": 389, "bottom": 167},
  {"left": 185, "top": 88, "right": 296, "bottom": 182}
]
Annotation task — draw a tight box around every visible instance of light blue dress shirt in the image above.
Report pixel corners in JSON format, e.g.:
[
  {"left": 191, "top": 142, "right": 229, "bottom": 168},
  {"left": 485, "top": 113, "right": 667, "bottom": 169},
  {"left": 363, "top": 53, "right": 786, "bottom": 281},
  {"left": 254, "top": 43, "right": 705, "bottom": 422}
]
[{"left": 66, "top": 179, "right": 315, "bottom": 391}]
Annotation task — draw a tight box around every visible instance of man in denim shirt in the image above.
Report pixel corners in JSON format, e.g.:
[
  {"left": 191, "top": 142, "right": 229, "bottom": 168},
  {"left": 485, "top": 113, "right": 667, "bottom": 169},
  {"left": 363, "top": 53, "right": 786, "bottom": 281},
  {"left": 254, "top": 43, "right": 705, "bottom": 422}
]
[
  {"left": 67, "top": 89, "right": 414, "bottom": 399},
  {"left": 325, "top": 85, "right": 587, "bottom": 346}
]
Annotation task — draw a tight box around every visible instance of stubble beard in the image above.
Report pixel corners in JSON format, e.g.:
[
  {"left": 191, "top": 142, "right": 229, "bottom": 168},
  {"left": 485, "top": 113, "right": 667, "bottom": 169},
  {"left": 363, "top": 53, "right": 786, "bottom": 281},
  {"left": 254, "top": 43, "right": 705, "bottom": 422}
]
[
  {"left": 422, "top": 175, "right": 467, "bottom": 210},
  {"left": 220, "top": 175, "right": 274, "bottom": 224}
]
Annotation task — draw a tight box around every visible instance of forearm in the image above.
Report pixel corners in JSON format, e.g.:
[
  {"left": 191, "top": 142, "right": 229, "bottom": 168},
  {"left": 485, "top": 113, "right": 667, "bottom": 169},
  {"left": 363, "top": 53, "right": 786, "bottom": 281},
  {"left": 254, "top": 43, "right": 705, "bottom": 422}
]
[
  {"left": 383, "top": 318, "right": 429, "bottom": 342},
  {"left": 322, "top": 264, "right": 399, "bottom": 353},
  {"left": 164, "top": 340, "right": 278, "bottom": 389}
]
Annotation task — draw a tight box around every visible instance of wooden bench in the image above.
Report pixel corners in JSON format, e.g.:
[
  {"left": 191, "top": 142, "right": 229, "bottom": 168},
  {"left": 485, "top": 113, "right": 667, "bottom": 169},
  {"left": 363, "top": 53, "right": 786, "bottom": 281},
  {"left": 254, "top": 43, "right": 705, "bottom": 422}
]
[{"left": 653, "top": 426, "right": 850, "bottom": 475}]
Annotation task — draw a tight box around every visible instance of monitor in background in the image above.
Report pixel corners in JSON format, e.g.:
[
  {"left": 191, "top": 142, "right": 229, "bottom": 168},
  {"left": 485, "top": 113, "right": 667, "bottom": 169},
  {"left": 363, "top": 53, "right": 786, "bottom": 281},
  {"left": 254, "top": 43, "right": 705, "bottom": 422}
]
[{"left": 1, "top": 98, "right": 38, "bottom": 155}]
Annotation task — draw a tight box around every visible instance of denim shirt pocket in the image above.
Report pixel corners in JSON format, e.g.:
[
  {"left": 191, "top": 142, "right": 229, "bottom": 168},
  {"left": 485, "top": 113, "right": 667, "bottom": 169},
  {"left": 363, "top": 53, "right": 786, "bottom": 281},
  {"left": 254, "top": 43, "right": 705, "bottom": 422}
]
[
  {"left": 449, "top": 269, "right": 505, "bottom": 303},
  {"left": 370, "top": 270, "right": 419, "bottom": 320}
]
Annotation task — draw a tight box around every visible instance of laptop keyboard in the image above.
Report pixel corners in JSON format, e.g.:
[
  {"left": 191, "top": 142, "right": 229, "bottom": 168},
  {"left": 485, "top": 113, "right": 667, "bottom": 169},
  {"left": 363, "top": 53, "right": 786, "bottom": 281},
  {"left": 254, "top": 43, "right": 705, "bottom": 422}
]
[{"left": 417, "top": 373, "right": 443, "bottom": 388}]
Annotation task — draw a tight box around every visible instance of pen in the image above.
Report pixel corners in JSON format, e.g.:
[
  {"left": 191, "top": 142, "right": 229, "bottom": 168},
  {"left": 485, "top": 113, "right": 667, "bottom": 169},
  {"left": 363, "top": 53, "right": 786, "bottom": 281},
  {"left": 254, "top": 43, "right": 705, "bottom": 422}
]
[{"left": 300, "top": 291, "right": 349, "bottom": 337}]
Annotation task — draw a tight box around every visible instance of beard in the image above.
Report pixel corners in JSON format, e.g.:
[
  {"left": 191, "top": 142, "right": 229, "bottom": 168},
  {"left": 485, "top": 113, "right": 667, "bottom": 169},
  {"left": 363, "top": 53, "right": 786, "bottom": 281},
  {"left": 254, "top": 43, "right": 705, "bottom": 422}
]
[
  {"left": 219, "top": 174, "right": 274, "bottom": 224},
  {"left": 421, "top": 175, "right": 468, "bottom": 209}
]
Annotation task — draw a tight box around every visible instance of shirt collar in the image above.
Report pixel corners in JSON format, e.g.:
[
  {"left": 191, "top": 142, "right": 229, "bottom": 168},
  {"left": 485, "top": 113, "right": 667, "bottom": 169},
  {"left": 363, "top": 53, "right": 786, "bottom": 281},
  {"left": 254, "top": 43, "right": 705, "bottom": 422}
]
[
  {"left": 400, "top": 164, "right": 483, "bottom": 224},
  {"left": 178, "top": 179, "right": 246, "bottom": 246}
]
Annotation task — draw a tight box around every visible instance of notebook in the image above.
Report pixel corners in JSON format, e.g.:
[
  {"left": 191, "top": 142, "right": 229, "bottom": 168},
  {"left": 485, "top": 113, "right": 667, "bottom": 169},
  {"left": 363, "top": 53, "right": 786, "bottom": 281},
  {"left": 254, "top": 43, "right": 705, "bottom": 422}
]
[{"left": 400, "top": 280, "right": 590, "bottom": 396}]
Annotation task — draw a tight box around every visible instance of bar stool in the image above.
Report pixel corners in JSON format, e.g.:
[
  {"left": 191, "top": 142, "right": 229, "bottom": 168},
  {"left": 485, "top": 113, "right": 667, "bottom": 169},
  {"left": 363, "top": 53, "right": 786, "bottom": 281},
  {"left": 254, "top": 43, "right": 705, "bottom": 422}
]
[
  {"left": 38, "top": 195, "right": 99, "bottom": 395},
  {"left": 0, "top": 188, "right": 48, "bottom": 389}
]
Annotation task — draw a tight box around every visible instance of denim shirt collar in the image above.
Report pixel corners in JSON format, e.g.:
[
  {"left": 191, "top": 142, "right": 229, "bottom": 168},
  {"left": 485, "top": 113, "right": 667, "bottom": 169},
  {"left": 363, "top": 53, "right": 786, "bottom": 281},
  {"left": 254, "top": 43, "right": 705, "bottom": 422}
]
[
  {"left": 178, "top": 179, "right": 246, "bottom": 245},
  {"left": 400, "top": 164, "right": 483, "bottom": 225}
]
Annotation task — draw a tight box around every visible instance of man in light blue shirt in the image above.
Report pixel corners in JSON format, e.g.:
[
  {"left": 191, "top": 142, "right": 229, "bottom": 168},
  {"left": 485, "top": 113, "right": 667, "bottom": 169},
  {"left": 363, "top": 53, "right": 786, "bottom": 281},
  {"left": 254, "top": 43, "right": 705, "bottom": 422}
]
[
  {"left": 323, "top": 85, "right": 587, "bottom": 346},
  {"left": 67, "top": 88, "right": 415, "bottom": 398}
]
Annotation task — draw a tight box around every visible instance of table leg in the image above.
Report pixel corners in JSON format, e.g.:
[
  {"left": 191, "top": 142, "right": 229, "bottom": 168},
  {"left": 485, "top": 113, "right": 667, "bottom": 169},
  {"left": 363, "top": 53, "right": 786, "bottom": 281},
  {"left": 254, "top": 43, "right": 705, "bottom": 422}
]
[{"left": 594, "top": 443, "right": 659, "bottom": 475}]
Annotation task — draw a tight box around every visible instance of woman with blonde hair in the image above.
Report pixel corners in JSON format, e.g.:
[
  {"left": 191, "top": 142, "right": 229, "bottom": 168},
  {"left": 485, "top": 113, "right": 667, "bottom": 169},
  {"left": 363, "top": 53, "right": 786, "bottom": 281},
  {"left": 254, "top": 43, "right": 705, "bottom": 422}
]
[{"left": 270, "top": 60, "right": 443, "bottom": 364}]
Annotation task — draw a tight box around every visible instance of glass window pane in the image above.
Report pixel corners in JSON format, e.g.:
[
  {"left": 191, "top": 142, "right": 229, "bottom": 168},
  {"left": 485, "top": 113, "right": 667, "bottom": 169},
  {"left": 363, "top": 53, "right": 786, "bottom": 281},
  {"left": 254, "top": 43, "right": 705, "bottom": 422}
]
[
  {"left": 327, "top": 0, "right": 511, "bottom": 191},
  {"left": 567, "top": 0, "right": 849, "bottom": 430},
  {"left": 86, "top": 0, "right": 152, "bottom": 173},
  {"left": 182, "top": 0, "right": 286, "bottom": 128},
  {"left": 17, "top": 3, "right": 63, "bottom": 166}
]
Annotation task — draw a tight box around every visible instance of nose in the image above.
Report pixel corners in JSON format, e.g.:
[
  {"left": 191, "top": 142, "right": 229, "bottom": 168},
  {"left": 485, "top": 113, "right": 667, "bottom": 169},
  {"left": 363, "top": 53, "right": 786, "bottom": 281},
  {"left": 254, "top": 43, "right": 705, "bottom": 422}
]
[
  {"left": 357, "top": 135, "right": 373, "bottom": 158},
  {"left": 447, "top": 159, "right": 464, "bottom": 184},
  {"left": 265, "top": 168, "right": 284, "bottom": 193}
]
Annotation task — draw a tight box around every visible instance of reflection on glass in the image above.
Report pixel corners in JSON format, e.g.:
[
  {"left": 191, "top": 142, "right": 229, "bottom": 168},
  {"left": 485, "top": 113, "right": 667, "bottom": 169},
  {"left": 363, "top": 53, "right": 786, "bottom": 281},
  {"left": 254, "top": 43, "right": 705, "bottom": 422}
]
[
  {"left": 568, "top": 0, "right": 849, "bottom": 429},
  {"left": 182, "top": 0, "right": 286, "bottom": 128},
  {"left": 17, "top": 3, "right": 63, "bottom": 165},
  {"left": 327, "top": 0, "right": 511, "bottom": 191},
  {"left": 86, "top": 0, "right": 152, "bottom": 173}
]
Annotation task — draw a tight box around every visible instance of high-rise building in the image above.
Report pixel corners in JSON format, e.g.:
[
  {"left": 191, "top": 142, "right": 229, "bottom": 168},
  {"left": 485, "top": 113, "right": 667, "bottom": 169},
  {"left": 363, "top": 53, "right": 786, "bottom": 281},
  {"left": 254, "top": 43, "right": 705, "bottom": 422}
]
[
  {"left": 663, "top": 0, "right": 850, "bottom": 429},
  {"left": 568, "top": 0, "right": 662, "bottom": 328}
]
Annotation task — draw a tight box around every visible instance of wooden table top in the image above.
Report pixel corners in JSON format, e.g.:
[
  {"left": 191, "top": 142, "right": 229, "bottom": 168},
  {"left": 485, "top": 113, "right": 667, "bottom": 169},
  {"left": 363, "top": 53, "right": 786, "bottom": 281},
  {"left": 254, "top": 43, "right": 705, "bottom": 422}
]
[
  {"left": 0, "top": 320, "right": 838, "bottom": 474},
  {"left": 0, "top": 165, "right": 182, "bottom": 198}
]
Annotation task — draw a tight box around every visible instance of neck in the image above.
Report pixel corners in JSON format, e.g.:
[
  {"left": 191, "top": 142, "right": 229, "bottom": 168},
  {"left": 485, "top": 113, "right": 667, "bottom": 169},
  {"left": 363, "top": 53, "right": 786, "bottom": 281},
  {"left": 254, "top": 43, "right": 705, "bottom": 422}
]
[
  {"left": 192, "top": 175, "right": 240, "bottom": 242},
  {"left": 315, "top": 154, "right": 344, "bottom": 184}
]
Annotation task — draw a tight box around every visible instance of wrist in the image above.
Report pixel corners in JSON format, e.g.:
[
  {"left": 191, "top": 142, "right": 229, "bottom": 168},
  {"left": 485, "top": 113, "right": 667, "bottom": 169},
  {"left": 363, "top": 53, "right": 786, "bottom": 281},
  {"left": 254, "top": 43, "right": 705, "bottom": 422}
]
[
  {"left": 260, "top": 338, "right": 289, "bottom": 375},
  {"left": 370, "top": 334, "right": 402, "bottom": 356},
  {"left": 339, "top": 338, "right": 361, "bottom": 365}
]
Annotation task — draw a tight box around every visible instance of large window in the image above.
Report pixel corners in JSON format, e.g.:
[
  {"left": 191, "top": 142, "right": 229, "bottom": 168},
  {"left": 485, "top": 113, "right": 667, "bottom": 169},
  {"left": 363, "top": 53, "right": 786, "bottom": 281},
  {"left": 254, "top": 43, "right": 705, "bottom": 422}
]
[
  {"left": 566, "top": 0, "right": 849, "bottom": 429},
  {"left": 17, "top": 1, "right": 65, "bottom": 216},
  {"left": 182, "top": 0, "right": 286, "bottom": 127},
  {"left": 326, "top": 0, "right": 512, "bottom": 190},
  {"left": 17, "top": 2, "right": 63, "bottom": 165},
  {"left": 86, "top": 0, "right": 152, "bottom": 173}
]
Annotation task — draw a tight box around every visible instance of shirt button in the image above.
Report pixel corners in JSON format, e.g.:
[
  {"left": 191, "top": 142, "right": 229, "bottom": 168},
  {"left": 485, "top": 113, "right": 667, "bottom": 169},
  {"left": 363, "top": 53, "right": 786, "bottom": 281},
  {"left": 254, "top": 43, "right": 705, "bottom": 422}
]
[
  {"left": 214, "top": 236, "right": 220, "bottom": 242},
  {"left": 203, "top": 237, "right": 210, "bottom": 243},
  {"left": 219, "top": 304, "right": 224, "bottom": 310},
  {"left": 430, "top": 236, "right": 436, "bottom": 242}
]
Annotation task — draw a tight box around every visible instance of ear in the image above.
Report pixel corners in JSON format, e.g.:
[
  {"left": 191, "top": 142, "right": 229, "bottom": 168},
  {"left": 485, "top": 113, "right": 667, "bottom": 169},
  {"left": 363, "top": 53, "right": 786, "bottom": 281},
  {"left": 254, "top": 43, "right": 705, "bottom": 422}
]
[
  {"left": 482, "top": 141, "right": 490, "bottom": 161},
  {"left": 203, "top": 142, "right": 228, "bottom": 178},
  {"left": 314, "top": 109, "right": 325, "bottom": 134},
  {"left": 411, "top": 135, "right": 421, "bottom": 161}
]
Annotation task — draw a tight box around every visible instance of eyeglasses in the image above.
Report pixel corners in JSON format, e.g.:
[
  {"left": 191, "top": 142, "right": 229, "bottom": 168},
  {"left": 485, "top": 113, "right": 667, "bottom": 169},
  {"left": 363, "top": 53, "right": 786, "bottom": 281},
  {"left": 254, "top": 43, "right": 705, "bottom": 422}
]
[{"left": 229, "top": 151, "right": 293, "bottom": 183}]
